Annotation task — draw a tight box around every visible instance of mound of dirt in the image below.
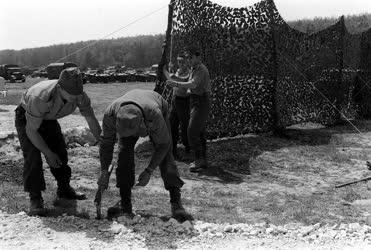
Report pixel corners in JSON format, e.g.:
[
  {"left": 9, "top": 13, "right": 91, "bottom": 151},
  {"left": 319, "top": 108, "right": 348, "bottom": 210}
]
[{"left": 64, "top": 127, "right": 97, "bottom": 147}]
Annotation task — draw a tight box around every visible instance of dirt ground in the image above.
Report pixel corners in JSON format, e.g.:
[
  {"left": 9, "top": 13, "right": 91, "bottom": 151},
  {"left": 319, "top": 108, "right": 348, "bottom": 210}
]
[{"left": 1, "top": 81, "right": 371, "bottom": 249}]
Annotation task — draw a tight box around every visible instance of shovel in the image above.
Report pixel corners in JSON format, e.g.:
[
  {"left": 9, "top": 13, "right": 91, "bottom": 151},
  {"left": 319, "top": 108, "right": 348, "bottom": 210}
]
[{"left": 94, "top": 163, "right": 115, "bottom": 220}]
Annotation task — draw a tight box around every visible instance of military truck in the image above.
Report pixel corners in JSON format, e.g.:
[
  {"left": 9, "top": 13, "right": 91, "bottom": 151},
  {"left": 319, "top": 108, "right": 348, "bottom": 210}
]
[
  {"left": 0, "top": 64, "right": 26, "bottom": 83},
  {"left": 46, "top": 62, "right": 87, "bottom": 84},
  {"left": 46, "top": 62, "right": 78, "bottom": 79}
]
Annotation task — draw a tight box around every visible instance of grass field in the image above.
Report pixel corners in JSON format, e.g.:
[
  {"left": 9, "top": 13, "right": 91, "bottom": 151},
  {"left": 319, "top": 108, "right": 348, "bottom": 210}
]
[
  {"left": 1, "top": 77, "right": 371, "bottom": 229},
  {"left": 0, "top": 77, "right": 155, "bottom": 119}
]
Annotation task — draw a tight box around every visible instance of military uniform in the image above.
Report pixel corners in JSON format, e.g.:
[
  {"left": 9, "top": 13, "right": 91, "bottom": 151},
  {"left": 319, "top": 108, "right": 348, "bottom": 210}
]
[
  {"left": 187, "top": 63, "right": 211, "bottom": 169},
  {"left": 15, "top": 68, "right": 100, "bottom": 216},
  {"left": 100, "top": 89, "right": 183, "bottom": 189},
  {"left": 16, "top": 80, "right": 95, "bottom": 192},
  {"left": 169, "top": 68, "right": 190, "bottom": 157},
  {"left": 99, "top": 89, "right": 190, "bottom": 220}
]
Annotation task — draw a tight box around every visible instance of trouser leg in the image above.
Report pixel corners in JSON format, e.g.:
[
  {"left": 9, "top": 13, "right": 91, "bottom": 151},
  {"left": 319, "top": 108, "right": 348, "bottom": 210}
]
[
  {"left": 187, "top": 95, "right": 210, "bottom": 161},
  {"left": 159, "top": 116, "right": 184, "bottom": 190},
  {"left": 176, "top": 97, "right": 190, "bottom": 151},
  {"left": 116, "top": 136, "right": 138, "bottom": 190},
  {"left": 107, "top": 136, "right": 138, "bottom": 217},
  {"left": 159, "top": 151, "right": 185, "bottom": 190},
  {"left": 38, "top": 120, "right": 71, "bottom": 187},
  {"left": 169, "top": 98, "right": 180, "bottom": 156},
  {"left": 201, "top": 131, "right": 207, "bottom": 159},
  {"left": 15, "top": 105, "right": 46, "bottom": 193}
]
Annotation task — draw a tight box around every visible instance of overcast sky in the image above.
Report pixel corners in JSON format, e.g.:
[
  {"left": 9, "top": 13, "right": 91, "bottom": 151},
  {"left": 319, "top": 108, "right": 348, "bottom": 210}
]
[{"left": 0, "top": 0, "right": 370, "bottom": 50}]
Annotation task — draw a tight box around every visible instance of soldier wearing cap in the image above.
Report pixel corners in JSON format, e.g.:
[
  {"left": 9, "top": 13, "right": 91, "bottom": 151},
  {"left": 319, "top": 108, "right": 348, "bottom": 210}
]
[
  {"left": 98, "top": 89, "right": 192, "bottom": 221},
  {"left": 15, "top": 67, "right": 102, "bottom": 216},
  {"left": 164, "top": 47, "right": 211, "bottom": 172}
]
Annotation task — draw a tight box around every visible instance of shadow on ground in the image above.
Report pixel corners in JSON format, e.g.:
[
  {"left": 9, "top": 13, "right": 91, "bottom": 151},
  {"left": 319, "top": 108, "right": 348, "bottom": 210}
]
[
  {"left": 1, "top": 120, "right": 371, "bottom": 245},
  {"left": 37, "top": 197, "right": 195, "bottom": 248}
]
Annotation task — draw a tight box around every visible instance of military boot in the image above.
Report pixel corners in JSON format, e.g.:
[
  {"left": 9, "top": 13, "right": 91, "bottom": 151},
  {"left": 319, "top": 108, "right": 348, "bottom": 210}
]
[
  {"left": 189, "top": 158, "right": 208, "bottom": 173},
  {"left": 57, "top": 183, "right": 86, "bottom": 200},
  {"left": 28, "top": 191, "right": 47, "bottom": 216},
  {"left": 107, "top": 188, "right": 134, "bottom": 220},
  {"left": 169, "top": 188, "right": 193, "bottom": 222}
]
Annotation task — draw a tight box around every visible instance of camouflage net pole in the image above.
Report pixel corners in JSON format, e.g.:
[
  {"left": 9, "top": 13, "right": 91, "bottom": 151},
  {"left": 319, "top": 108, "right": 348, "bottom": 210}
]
[{"left": 154, "top": 0, "right": 175, "bottom": 92}]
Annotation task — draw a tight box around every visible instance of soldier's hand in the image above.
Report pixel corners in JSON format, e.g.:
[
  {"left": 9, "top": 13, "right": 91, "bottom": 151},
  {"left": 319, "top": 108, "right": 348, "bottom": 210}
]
[
  {"left": 45, "top": 152, "right": 62, "bottom": 168},
  {"left": 137, "top": 169, "right": 152, "bottom": 187},
  {"left": 93, "top": 137, "right": 102, "bottom": 146},
  {"left": 98, "top": 169, "right": 109, "bottom": 190},
  {"left": 168, "top": 62, "right": 175, "bottom": 73},
  {"left": 166, "top": 80, "right": 176, "bottom": 87},
  {"left": 163, "top": 66, "right": 171, "bottom": 80}
]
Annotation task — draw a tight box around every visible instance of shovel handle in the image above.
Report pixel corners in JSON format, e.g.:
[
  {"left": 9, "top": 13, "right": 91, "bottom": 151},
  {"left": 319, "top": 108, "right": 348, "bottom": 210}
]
[{"left": 95, "top": 164, "right": 115, "bottom": 219}]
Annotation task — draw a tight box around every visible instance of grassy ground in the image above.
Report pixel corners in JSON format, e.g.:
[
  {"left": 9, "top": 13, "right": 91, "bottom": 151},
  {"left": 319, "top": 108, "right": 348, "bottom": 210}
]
[
  {"left": 0, "top": 77, "right": 42, "bottom": 105},
  {"left": 0, "top": 77, "right": 155, "bottom": 119},
  {"left": 0, "top": 77, "right": 371, "bottom": 229},
  {"left": 83, "top": 82, "right": 155, "bottom": 120}
]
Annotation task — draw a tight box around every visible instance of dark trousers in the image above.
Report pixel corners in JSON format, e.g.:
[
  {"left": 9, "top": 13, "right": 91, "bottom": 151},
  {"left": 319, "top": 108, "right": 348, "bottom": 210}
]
[
  {"left": 188, "top": 94, "right": 210, "bottom": 160},
  {"left": 15, "top": 105, "right": 71, "bottom": 193},
  {"left": 169, "top": 96, "right": 190, "bottom": 154},
  {"left": 116, "top": 136, "right": 184, "bottom": 192}
]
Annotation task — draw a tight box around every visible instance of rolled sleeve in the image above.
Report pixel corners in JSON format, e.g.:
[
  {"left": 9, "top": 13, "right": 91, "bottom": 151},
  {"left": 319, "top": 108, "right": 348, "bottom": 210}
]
[
  {"left": 99, "top": 114, "right": 117, "bottom": 170},
  {"left": 190, "top": 69, "right": 203, "bottom": 88},
  {"left": 77, "top": 92, "right": 94, "bottom": 117},
  {"left": 24, "top": 96, "right": 49, "bottom": 130}
]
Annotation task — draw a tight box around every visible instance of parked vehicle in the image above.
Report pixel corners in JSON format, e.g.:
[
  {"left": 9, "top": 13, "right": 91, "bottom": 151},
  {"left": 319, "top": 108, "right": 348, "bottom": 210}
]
[
  {"left": 0, "top": 64, "right": 26, "bottom": 83},
  {"left": 46, "top": 62, "right": 78, "bottom": 79},
  {"left": 31, "top": 70, "right": 48, "bottom": 78}
]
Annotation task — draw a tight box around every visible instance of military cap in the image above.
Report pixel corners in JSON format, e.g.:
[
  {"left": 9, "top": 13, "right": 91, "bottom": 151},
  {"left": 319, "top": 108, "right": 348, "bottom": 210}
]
[{"left": 58, "top": 67, "right": 83, "bottom": 95}]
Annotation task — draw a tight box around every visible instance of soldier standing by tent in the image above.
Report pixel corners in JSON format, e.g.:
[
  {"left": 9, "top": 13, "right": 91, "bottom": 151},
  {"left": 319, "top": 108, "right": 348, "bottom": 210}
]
[
  {"left": 15, "top": 67, "right": 102, "bottom": 216},
  {"left": 164, "top": 47, "right": 211, "bottom": 172},
  {"left": 97, "top": 89, "right": 192, "bottom": 221},
  {"left": 169, "top": 52, "right": 191, "bottom": 159}
]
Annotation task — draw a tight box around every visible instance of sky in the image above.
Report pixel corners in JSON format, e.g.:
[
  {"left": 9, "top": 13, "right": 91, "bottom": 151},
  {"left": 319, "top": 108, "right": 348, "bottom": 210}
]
[{"left": 0, "top": 0, "right": 370, "bottom": 51}]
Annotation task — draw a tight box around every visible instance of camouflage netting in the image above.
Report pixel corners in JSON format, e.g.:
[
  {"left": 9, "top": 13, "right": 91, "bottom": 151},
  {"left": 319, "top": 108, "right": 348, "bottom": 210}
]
[
  {"left": 353, "top": 29, "right": 371, "bottom": 118},
  {"left": 274, "top": 19, "right": 344, "bottom": 127},
  {"left": 155, "top": 0, "right": 371, "bottom": 139}
]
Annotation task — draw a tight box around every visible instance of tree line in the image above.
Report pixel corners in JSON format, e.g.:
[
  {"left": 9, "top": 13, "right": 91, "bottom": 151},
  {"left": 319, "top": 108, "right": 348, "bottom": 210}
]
[
  {"left": 0, "top": 34, "right": 165, "bottom": 70},
  {"left": 287, "top": 13, "right": 371, "bottom": 34},
  {"left": 0, "top": 13, "right": 369, "bottom": 70}
]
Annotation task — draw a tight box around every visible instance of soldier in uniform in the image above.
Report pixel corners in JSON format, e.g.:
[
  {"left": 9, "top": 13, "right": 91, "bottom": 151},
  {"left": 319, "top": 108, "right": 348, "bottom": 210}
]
[
  {"left": 98, "top": 89, "right": 192, "bottom": 221},
  {"left": 15, "top": 67, "right": 102, "bottom": 216},
  {"left": 169, "top": 52, "right": 191, "bottom": 159},
  {"left": 164, "top": 47, "right": 211, "bottom": 172}
]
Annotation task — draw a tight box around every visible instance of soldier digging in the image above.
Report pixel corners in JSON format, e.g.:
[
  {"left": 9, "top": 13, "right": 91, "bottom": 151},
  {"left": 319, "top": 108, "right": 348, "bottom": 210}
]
[
  {"left": 15, "top": 67, "right": 102, "bottom": 216},
  {"left": 98, "top": 89, "right": 193, "bottom": 221}
]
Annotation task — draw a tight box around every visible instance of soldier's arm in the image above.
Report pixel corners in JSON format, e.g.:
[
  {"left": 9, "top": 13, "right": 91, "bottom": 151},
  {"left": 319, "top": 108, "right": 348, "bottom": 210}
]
[
  {"left": 146, "top": 111, "right": 171, "bottom": 173},
  {"left": 170, "top": 69, "right": 190, "bottom": 82},
  {"left": 24, "top": 97, "right": 53, "bottom": 156},
  {"left": 85, "top": 116, "right": 102, "bottom": 142},
  {"left": 26, "top": 127, "right": 53, "bottom": 156},
  {"left": 168, "top": 69, "right": 202, "bottom": 89},
  {"left": 99, "top": 114, "right": 117, "bottom": 171},
  {"left": 78, "top": 92, "right": 102, "bottom": 141}
]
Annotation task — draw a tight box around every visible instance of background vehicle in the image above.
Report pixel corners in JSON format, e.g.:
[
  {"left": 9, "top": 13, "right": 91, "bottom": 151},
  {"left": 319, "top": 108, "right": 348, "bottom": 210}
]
[
  {"left": 46, "top": 62, "right": 78, "bottom": 79},
  {"left": 0, "top": 64, "right": 26, "bottom": 83}
]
